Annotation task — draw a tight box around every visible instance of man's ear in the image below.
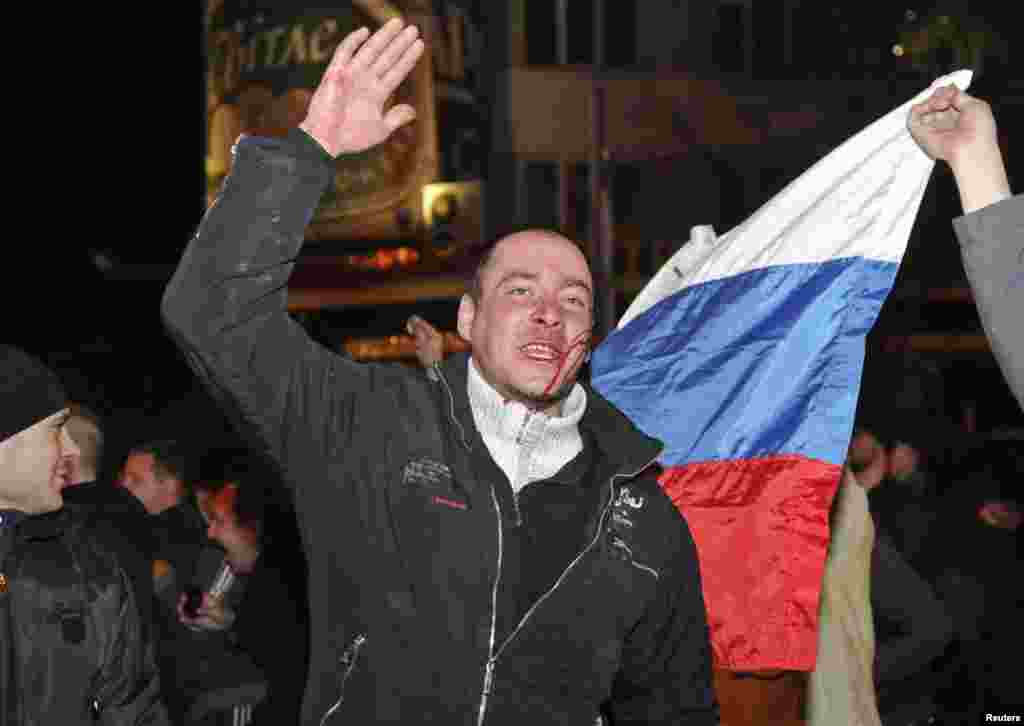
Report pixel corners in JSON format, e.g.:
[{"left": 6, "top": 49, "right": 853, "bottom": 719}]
[{"left": 456, "top": 294, "right": 476, "bottom": 342}]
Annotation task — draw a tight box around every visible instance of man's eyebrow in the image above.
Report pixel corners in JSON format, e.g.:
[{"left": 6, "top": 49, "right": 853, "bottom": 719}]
[
  {"left": 494, "top": 271, "right": 593, "bottom": 295},
  {"left": 563, "top": 277, "right": 592, "bottom": 295},
  {"left": 494, "top": 270, "right": 538, "bottom": 288}
]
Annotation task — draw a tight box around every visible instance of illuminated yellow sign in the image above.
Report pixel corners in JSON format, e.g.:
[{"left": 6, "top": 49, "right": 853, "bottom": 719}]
[{"left": 205, "top": 0, "right": 440, "bottom": 242}]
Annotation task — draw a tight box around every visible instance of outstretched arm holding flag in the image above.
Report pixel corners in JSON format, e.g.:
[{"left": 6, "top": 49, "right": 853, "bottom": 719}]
[{"left": 909, "top": 85, "right": 1022, "bottom": 409}]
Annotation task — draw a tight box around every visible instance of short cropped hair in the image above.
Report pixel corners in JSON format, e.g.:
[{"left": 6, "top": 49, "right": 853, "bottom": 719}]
[
  {"left": 194, "top": 451, "right": 273, "bottom": 534},
  {"left": 462, "top": 228, "right": 601, "bottom": 332},
  {"left": 67, "top": 403, "right": 104, "bottom": 479},
  {"left": 128, "top": 439, "right": 189, "bottom": 484}
]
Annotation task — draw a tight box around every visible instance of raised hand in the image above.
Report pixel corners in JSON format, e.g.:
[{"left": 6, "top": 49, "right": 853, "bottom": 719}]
[
  {"left": 299, "top": 18, "right": 425, "bottom": 157},
  {"left": 907, "top": 84, "right": 998, "bottom": 165},
  {"left": 908, "top": 84, "right": 1010, "bottom": 213}
]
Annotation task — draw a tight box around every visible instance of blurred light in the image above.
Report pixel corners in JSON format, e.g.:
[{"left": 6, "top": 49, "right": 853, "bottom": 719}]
[
  {"left": 338, "top": 246, "right": 421, "bottom": 272},
  {"left": 396, "top": 247, "right": 419, "bottom": 265},
  {"left": 422, "top": 183, "right": 464, "bottom": 226},
  {"left": 905, "top": 9, "right": 917, "bottom": 22},
  {"left": 892, "top": 44, "right": 905, "bottom": 57},
  {"left": 430, "top": 193, "right": 458, "bottom": 224}
]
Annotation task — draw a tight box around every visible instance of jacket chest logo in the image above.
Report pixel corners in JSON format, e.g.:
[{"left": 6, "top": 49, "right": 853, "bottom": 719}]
[
  {"left": 402, "top": 458, "right": 453, "bottom": 489},
  {"left": 610, "top": 486, "right": 645, "bottom": 529},
  {"left": 402, "top": 458, "right": 468, "bottom": 510},
  {"left": 606, "top": 487, "right": 659, "bottom": 579}
]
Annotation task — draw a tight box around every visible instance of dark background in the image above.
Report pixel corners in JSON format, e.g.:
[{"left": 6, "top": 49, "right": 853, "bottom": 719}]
[{"left": 21, "top": 1, "right": 1024, "bottom": 462}]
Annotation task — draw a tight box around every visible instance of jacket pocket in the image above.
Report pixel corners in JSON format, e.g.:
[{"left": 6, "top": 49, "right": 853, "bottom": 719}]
[{"left": 319, "top": 633, "right": 368, "bottom": 726}]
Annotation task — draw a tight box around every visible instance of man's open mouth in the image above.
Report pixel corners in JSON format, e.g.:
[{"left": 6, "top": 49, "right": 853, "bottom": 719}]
[{"left": 520, "top": 343, "right": 562, "bottom": 362}]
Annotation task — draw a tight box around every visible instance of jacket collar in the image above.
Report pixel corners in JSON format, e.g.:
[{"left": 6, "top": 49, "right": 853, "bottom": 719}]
[
  {"left": 10, "top": 507, "right": 70, "bottom": 542},
  {"left": 437, "top": 353, "right": 662, "bottom": 480}
]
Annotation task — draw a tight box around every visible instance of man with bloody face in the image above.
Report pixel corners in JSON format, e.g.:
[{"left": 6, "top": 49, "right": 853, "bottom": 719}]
[{"left": 163, "top": 18, "right": 716, "bottom": 726}]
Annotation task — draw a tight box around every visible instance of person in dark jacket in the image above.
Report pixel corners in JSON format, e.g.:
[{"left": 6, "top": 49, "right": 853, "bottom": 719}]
[
  {"left": 117, "top": 439, "right": 236, "bottom": 724},
  {"left": 870, "top": 533, "right": 953, "bottom": 726},
  {"left": 61, "top": 403, "right": 158, "bottom": 639},
  {"left": 181, "top": 465, "right": 309, "bottom": 726},
  {"left": 163, "top": 18, "right": 716, "bottom": 726},
  {"left": 117, "top": 439, "right": 208, "bottom": 602},
  {"left": 0, "top": 345, "right": 168, "bottom": 725}
]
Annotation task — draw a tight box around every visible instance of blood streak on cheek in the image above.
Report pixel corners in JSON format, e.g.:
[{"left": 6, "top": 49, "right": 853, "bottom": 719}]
[{"left": 543, "top": 329, "right": 593, "bottom": 397}]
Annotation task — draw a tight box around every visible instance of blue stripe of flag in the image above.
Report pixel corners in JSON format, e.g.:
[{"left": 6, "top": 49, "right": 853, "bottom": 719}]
[{"left": 592, "top": 256, "right": 899, "bottom": 467}]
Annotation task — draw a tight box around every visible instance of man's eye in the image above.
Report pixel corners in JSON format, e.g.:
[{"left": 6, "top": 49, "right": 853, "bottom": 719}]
[{"left": 508, "top": 287, "right": 530, "bottom": 295}]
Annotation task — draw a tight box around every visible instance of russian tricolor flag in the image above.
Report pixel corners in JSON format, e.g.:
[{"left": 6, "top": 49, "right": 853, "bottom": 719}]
[{"left": 592, "top": 70, "right": 973, "bottom": 671}]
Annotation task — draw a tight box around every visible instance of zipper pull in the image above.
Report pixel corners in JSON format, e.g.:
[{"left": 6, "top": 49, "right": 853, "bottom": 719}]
[{"left": 514, "top": 411, "right": 535, "bottom": 445}]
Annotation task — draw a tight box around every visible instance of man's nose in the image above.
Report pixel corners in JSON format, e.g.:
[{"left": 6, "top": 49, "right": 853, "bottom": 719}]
[{"left": 530, "top": 296, "right": 563, "bottom": 326}]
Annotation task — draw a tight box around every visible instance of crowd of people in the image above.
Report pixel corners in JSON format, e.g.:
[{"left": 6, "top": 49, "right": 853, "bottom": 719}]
[{"left": 3, "top": 17, "right": 1021, "bottom": 726}]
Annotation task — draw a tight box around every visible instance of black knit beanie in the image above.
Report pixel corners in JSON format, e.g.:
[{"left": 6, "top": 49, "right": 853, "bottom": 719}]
[{"left": 0, "top": 346, "right": 67, "bottom": 443}]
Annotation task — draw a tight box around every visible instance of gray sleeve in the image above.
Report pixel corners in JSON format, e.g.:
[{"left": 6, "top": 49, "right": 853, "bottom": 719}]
[
  {"left": 161, "top": 132, "right": 392, "bottom": 478},
  {"left": 953, "top": 194, "right": 1024, "bottom": 410}
]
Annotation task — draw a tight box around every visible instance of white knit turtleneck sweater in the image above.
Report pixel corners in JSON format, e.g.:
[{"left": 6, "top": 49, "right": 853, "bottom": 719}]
[{"left": 466, "top": 358, "right": 587, "bottom": 494}]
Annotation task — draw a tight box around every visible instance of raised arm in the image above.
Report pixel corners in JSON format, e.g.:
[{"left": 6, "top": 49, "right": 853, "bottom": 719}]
[
  {"left": 162, "top": 20, "right": 426, "bottom": 466},
  {"left": 908, "top": 85, "right": 1022, "bottom": 409},
  {"left": 907, "top": 84, "right": 1011, "bottom": 214}
]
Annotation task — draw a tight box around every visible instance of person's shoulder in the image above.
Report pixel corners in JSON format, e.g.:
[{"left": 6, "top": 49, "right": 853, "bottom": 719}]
[
  {"left": 64, "top": 480, "right": 148, "bottom": 516},
  {"left": 619, "top": 470, "right": 692, "bottom": 543},
  {"left": 61, "top": 512, "right": 132, "bottom": 588}
]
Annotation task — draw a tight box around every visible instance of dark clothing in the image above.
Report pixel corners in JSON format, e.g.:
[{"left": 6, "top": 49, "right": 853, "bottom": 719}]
[
  {"left": 954, "top": 194, "right": 1024, "bottom": 410},
  {"left": 232, "top": 549, "right": 309, "bottom": 725},
  {"left": 62, "top": 480, "right": 157, "bottom": 635},
  {"left": 163, "top": 130, "right": 717, "bottom": 725},
  {"left": 151, "top": 500, "right": 208, "bottom": 602},
  {"left": 147, "top": 502, "right": 251, "bottom": 724},
  {"left": 871, "top": 533, "right": 952, "bottom": 725},
  {"left": 866, "top": 478, "right": 939, "bottom": 572},
  {"left": 0, "top": 507, "right": 168, "bottom": 725},
  {"left": 919, "top": 484, "right": 1024, "bottom": 718}
]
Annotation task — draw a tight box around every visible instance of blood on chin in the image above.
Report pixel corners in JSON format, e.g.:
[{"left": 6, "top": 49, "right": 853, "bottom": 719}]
[{"left": 510, "top": 375, "right": 578, "bottom": 410}]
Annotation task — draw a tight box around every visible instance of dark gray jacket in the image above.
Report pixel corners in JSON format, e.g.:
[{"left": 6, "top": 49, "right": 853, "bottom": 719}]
[
  {"left": 0, "top": 508, "right": 168, "bottom": 726},
  {"left": 162, "top": 131, "right": 717, "bottom": 726},
  {"left": 954, "top": 194, "right": 1023, "bottom": 409}
]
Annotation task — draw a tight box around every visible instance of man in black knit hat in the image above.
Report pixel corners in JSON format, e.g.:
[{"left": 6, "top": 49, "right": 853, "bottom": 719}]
[{"left": 0, "top": 345, "right": 168, "bottom": 725}]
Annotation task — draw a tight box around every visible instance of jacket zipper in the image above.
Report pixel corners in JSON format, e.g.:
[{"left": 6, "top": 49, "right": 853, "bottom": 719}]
[
  {"left": 434, "top": 368, "right": 505, "bottom": 724},
  {"left": 509, "top": 411, "right": 537, "bottom": 526},
  {"left": 482, "top": 453, "right": 660, "bottom": 722},
  {"left": 495, "top": 454, "right": 661, "bottom": 659},
  {"left": 318, "top": 633, "right": 367, "bottom": 726},
  {"left": 435, "top": 365, "right": 659, "bottom": 724},
  {"left": 476, "top": 484, "right": 505, "bottom": 726}
]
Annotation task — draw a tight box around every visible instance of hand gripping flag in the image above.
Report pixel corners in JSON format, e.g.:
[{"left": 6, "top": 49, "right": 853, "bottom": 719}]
[{"left": 591, "top": 70, "right": 973, "bottom": 671}]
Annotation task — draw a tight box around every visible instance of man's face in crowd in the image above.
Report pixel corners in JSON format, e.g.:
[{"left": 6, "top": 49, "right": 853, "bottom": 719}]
[
  {"left": 65, "top": 412, "right": 100, "bottom": 486},
  {"left": 118, "top": 452, "right": 178, "bottom": 514},
  {"left": 0, "top": 409, "right": 79, "bottom": 514},
  {"left": 201, "top": 485, "right": 261, "bottom": 573},
  {"left": 978, "top": 500, "right": 1023, "bottom": 531},
  {"left": 458, "top": 231, "right": 594, "bottom": 415}
]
